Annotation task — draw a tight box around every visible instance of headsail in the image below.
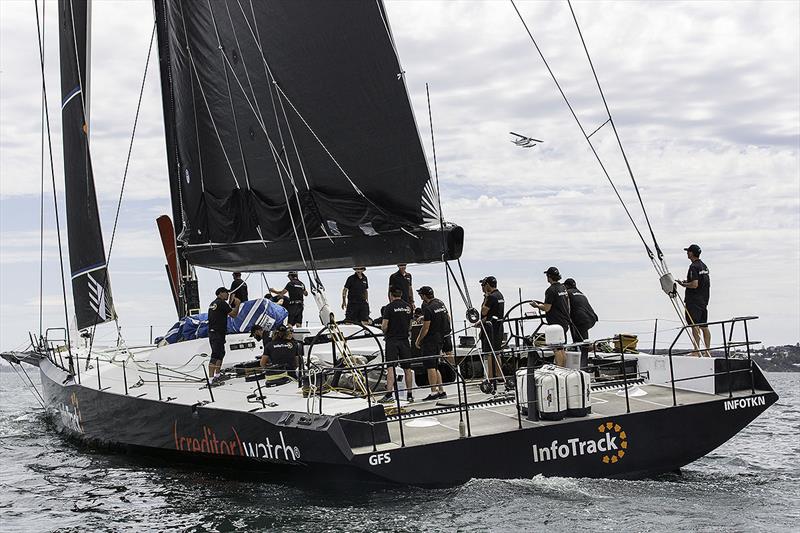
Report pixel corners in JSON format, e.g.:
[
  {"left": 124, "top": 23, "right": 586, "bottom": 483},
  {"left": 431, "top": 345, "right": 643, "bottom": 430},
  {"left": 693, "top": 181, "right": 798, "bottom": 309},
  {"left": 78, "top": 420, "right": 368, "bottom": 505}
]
[
  {"left": 58, "top": 0, "right": 116, "bottom": 329},
  {"left": 153, "top": 0, "right": 463, "bottom": 271}
]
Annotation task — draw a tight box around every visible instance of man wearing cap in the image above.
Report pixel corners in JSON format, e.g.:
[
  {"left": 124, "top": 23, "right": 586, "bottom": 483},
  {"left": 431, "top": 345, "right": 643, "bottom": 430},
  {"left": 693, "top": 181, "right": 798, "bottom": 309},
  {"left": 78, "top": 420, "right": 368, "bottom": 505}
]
[
  {"left": 531, "top": 267, "right": 570, "bottom": 367},
  {"left": 678, "top": 244, "right": 711, "bottom": 356},
  {"left": 230, "top": 272, "right": 248, "bottom": 302},
  {"left": 388, "top": 264, "right": 414, "bottom": 310},
  {"left": 379, "top": 287, "right": 415, "bottom": 403},
  {"left": 342, "top": 267, "right": 370, "bottom": 325},
  {"left": 479, "top": 276, "right": 505, "bottom": 382},
  {"left": 415, "top": 286, "right": 448, "bottom": 401},
  {"left": 207, "top": 287, "right": 241, "bottom": 382},
  {"left": 270, "top": 272, "right": 308, "bottom": 327},
  {"left": 564, "top": 278, "right": 598, "bottom": 370}
]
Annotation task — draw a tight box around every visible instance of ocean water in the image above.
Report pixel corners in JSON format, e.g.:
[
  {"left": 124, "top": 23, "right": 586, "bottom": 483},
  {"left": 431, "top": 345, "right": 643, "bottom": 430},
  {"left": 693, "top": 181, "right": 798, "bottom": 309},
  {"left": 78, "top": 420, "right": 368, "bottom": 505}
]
[{"left": 0, "top": 370, "right": 797, "bottom": 533}]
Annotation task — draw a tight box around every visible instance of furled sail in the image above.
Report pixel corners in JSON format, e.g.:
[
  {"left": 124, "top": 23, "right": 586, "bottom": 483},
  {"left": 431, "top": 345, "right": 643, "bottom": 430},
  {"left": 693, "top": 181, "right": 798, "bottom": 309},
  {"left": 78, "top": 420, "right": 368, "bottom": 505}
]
[
  {"left": 58, "top": 0, "right": 116, "bottom": 330},
  {"left": 154, "top": 0, "right": 463, "bottom": 271}
]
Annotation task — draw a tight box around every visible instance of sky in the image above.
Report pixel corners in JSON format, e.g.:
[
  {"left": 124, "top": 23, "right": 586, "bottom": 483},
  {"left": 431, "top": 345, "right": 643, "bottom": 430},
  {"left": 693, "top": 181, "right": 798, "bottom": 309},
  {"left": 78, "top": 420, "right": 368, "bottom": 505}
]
[{"left": 1, "top": 0, "right": 798, "bottom": 353}]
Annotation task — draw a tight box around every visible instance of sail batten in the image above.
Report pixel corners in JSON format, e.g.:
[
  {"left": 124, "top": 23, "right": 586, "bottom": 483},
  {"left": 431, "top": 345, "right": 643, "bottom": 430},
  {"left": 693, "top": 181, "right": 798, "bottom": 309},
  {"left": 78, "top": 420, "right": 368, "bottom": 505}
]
[
  {"left": 154, "top": 0, "right": 463, "bottom": 270},
  {"left": 58, "top": 0, "right": 116, "bottom": 330}
]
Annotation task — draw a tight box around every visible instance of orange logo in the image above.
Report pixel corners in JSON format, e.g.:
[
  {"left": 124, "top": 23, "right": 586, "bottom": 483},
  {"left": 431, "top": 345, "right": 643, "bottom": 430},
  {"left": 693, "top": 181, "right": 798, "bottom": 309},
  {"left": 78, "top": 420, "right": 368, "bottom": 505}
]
[{"left": 597, "top": 421, "right": 627, "bottom": 464}]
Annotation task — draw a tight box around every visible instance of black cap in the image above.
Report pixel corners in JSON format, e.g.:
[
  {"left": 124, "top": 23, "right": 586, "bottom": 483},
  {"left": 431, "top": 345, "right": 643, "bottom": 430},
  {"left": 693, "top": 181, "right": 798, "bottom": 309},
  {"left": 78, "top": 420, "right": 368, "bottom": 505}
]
[
  {"left": 233, "top": 272, "right": 242, "bottom": 277},
  {"left": 288, "top": 271, "right": 298, "bottom": 277},
  {"left": 564, "top": 278, "right": 576, "bottom": 289},
  {"left": 417, "top": 285, "right": 434, "bottom": 297},
  {"left": 479, "top": 276, "right": 497, "bottom": 287},
  {"left": 544, "top": 266, "right": 560, "bottom": 279},
  {"left": 684, "top": 244, "right": 702, "bottom": 255},
  {"left": 353, "top": 266, "right": 366, "bottom": 271},
  {"left": 215, "top": 286, "right": 229, "bottom": 296}
]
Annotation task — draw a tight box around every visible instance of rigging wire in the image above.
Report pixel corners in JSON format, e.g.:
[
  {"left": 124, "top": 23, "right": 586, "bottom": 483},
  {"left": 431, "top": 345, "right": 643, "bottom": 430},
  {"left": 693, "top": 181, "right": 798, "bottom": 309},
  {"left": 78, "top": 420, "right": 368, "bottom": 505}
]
[
  {"left": 181, "top": 1, "right": 319, "bottom": 291},
  {"left": 38, "top": 0, "right": 45, "bottom": 339},
  {"left": 86, "top": 21, "right": 157, "bottom": 361},
  {"left": 510, "top": 1, "right": 698, "bottom": 344},
  {"left": 509, "top": 0, "right": 664, "bottom": 277},
  {"left": 244, "top": 0, "right": 326, "bottom": 272},
  {"left": 567, "top": 0, "right": 666, "bottom": 265},
  {"left": 34, "top": 0, "right": 74, "bottom": 373},
  {"left": 243, "top": 0, "right": 321, "bottom": 287},
  {"left": 230, "top": 1, "right": 413, "bottom": 231}
]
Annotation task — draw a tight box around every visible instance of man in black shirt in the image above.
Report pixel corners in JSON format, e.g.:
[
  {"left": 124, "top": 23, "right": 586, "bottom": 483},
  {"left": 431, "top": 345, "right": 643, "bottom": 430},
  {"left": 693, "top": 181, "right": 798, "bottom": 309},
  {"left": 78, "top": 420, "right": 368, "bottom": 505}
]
[
  {"left": 415, "top": 286, "right": 448, "bottom": 401},
  {"left": 388, "top": 264, "right": 414, "bottom": 310},
  {"left": 270, "top": 271, "right": 308, "bottom": 327},
  {"left": 678, "top": 244, "right": 711, "bottom": 356},
  {"left": 208, "top": 286, "right": 241, "bottom": 381},
  {"left": 230, "top": 272, "right": 248, "bottom": 302},
  {"left": 564, "top": 278, "right": 598, "bottom": 370},
  {"left": 479, "top": 276, "right": 505, "bottom": 381},
  {"left": 260, "top": 325, "right": 303, "bottom": 378},
  {"left": 379, "top": 287, "right": 414, "bottom": 403},
  {"left": 342, "top": 267, "right": 370, "bottom": 325},
  {"left": 531, "top": 267, "right": 570, "bottom": 367}
]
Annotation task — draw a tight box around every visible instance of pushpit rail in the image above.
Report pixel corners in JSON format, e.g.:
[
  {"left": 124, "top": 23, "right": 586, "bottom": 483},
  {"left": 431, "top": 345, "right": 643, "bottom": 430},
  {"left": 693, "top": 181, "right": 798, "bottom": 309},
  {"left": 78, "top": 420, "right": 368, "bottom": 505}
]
[{"left": 666, "top": 316, "right": 759, "bottom": 406}]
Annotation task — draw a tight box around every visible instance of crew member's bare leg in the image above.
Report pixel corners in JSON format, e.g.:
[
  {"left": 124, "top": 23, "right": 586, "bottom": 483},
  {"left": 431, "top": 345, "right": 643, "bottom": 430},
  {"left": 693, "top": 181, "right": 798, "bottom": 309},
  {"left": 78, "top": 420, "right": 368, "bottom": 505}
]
[
  {"left": 701, "top": 327, "right": 712, "bottom": 357},
  {"left": 404, "top": 368, "right": 415, "bottom": 396},
  {"left": 427, "top": 368, "right": 442, "bottom": 394},
  {"left": 691, "top": 326, "right": 702, "bottom": 357},
  {"left": 385, "top": 366, "right": 396, "bottom": 395},
  {"left": 554, "top": 348, "right": 566, "bottom": 367}
]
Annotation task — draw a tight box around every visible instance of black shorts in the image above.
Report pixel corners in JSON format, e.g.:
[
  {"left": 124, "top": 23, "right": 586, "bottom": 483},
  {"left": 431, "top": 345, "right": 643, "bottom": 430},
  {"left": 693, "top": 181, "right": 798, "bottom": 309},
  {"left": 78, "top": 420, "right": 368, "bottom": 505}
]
[
  {"left": 685, "top": 304, "right": 708, "bottom": 325},
  {"left": 442, "top": 335, "right": 453, "bottom": 354},
  {"left": 480, "top": 323, "right": 503, "bottom": 353},
  {"left": 209, "top": 332, "right": 226, "bottom": 363},
  {"left": 385, "top": 338, "right": 412, "bottom": 369},
  {"left": 421, "top": 336, "right": 443, "bottom": 369},
  {"left": 287, "top": 304, "right": 303, "bottom": 325},
  {"left": 345, "top": 302, "right": 370, "bottom": 323}
]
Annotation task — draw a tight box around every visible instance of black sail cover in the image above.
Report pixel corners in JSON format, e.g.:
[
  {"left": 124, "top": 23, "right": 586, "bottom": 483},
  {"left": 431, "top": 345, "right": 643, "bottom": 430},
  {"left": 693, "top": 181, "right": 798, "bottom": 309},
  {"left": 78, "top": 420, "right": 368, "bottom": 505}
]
[
  {"left": 154, "top": 0, "right": 463, "bottom": 271},
  {"left": 58, "top": 0, "right": 117, "bottom": 330}
]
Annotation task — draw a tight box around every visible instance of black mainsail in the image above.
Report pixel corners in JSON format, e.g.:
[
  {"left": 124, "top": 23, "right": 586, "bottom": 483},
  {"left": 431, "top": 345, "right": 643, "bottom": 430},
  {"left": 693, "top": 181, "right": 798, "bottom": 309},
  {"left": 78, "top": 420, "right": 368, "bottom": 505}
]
[
  {"left": 58, "top": 0, "right": 116, "bottom": 330},
  {"left": 154, "top": 0, "right": 463, "bottom": 271}
]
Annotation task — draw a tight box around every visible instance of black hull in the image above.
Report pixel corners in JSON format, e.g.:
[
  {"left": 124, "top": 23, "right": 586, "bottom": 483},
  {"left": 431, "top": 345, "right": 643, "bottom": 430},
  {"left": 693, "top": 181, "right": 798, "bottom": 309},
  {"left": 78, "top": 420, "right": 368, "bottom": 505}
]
[{"left": 39, "top": 360, "right": 777, "bottom": 487}]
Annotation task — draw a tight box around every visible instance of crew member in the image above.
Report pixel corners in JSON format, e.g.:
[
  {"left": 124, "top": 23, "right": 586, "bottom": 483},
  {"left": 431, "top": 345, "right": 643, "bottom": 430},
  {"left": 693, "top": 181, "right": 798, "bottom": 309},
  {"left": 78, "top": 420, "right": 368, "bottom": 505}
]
[
  {"left": 415, "top": 286, "right": 448, "bottom": 401},
  {"left": 678, "top": 244, "right": 711, "bottom": 357},
  {"left": 261, "top": 325, "right": 303, "bottom": 378},
  {"left": 564, "top": 278, "right": 598, "bottom": 370},
  {"left": 531, "top": 267, "right": 570, "bottom": 367},
  {"left": 230, "top": 272, "right": 248, "bottom": 302},
  {"left": 342, "top": 267, "right": 370, "bottom": 325},
  {"left": 250, "top": 324, "right": 264, "bottom": 342},
  {"left": 271, "top": 272, "right": 308, "bottom": 327},
  {"left": 379, "top": 287, "right": 415, "bottom": 403},
  {"left": 208, "top": 287, "right": 241, "bottom": 382},
  {"left": 479, "top": 276, "right": 505, "bottom": 382},
  {"left": 388, "top": 264, "right": 414, "bottom": 309}
]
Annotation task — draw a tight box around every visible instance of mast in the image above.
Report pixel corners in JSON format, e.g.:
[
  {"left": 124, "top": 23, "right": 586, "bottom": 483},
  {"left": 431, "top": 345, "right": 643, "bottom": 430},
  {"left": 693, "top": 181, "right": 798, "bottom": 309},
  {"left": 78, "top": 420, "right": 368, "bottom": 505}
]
[{"left": 58, "top": 0, "right": 117, "bottom": 330}]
